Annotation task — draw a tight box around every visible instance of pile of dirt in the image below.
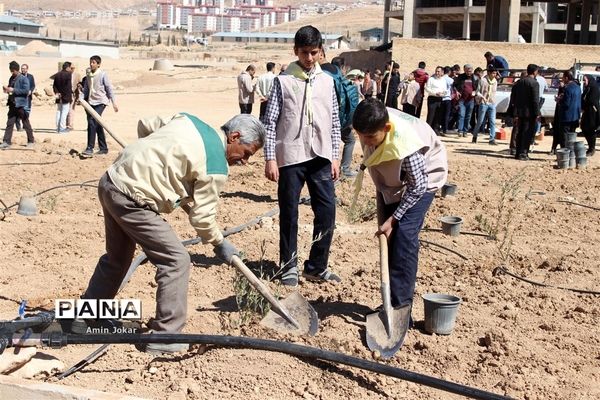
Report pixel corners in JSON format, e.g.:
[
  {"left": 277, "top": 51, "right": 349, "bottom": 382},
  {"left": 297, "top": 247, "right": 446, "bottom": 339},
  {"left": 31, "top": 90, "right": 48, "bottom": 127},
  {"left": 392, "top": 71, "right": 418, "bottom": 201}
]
[{"left": 16, "top": 40, "right": 58, "bottom": 56}]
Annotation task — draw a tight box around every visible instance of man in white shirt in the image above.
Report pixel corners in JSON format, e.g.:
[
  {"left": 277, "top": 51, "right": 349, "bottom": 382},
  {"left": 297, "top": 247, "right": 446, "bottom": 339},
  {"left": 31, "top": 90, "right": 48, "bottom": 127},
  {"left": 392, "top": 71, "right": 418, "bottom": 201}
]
[
  {"left": 534, "top": 70, "right": 548, "bottom": 140},
  {"left": 424, "top": 66, "right": 448, "bottom": 134},
  {"left": 255, "top": 62, "right": 276, "bottom": 119}
]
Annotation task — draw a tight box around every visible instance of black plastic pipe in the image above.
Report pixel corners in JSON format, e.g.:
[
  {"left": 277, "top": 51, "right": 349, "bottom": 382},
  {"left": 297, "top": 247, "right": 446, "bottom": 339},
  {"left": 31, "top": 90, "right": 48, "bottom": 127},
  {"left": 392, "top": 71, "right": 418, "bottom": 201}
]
[{"left": 31, "top": 332, "right": 511, "bottom": 400}]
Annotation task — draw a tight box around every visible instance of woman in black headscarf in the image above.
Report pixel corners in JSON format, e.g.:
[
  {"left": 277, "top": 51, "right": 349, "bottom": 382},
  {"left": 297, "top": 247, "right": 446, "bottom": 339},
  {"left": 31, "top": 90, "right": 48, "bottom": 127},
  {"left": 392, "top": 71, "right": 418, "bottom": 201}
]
[{"left": 581, "top": 74, "right": 600, "bottom": 156}]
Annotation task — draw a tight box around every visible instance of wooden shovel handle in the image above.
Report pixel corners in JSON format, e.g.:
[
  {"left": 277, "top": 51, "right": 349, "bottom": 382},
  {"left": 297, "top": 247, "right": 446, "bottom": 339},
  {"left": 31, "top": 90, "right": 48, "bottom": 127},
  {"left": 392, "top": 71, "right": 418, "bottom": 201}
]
[
  {"left": 378, "top": 234, "right": 390, "bottom": 286},
  {"left": 79, "top": 98, "right": 128, "bottom": 149},
  {"left": 231, "top": 255, "right": 281, "bottom": 306}
]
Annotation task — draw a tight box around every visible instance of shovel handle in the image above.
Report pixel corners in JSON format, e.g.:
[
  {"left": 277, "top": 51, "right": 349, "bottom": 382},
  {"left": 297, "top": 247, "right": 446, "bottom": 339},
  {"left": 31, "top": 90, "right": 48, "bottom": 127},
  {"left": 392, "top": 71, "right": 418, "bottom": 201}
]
[
  {"left": 378, "top": 235, "right": 394, "bottom": 332},
  {"left": 231, "top": 256, "right": 300, "bottom": 329},
  {"left": 79, "top": 98, "right": 128, "bottom": 149},
  {"left": 378, "top": 234, "right": 390, "bottom": 286}
]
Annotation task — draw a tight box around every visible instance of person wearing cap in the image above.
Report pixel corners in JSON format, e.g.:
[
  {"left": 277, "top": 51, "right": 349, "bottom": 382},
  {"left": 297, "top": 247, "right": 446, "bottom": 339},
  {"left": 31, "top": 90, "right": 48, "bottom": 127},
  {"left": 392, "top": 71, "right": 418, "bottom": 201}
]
[
  {"left": 472, "top": 65, "right": 498, "bottom": 144},
  {"left": 484, "top": 52, "right": 509, "bottom": 77},
  {"left": 79, "top": 113, "right": 266, "bottom": 354}
]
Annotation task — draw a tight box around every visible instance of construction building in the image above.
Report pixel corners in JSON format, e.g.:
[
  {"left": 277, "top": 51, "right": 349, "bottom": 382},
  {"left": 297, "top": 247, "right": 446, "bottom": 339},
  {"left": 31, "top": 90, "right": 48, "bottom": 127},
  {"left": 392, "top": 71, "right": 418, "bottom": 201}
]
[{"left": 383, "top": 0, "right": 600, "bottom": 44}]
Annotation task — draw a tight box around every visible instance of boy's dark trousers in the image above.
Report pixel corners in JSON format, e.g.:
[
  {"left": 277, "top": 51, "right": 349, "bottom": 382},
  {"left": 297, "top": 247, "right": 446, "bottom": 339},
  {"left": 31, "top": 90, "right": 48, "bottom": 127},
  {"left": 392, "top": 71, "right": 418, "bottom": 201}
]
[
  {"left": 86, "top": 103, "right": 107, "bottom": 152},
  {"left": 402, "top": 103, "right": 416, "bottom": 116},
  {"left": 380, "top": 191, "right": 435, "bottom": 307},
  {"left": 239, "top": 103, "right": 252, "bottom": 114},
  {"left": 259, "top": 101, "right": 268, "bottom": 119},
  {"left": 278, "top": 157, "right": 336, "bottom": 274}
]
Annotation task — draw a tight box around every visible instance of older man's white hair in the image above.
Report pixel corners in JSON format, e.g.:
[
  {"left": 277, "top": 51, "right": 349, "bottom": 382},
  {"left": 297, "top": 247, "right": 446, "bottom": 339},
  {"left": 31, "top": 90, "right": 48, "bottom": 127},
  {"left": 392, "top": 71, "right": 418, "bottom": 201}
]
[{"left": 221, "top": 114, "right": 266, "bottom": 148}]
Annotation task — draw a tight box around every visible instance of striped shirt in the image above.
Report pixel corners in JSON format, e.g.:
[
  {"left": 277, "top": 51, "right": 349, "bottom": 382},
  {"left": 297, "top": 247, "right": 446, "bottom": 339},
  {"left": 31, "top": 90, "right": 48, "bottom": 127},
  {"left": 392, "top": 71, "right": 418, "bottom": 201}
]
[
  {"left": 262, "top": 77, "right": 341, "bottom": 161},
  {"left": 392, "top": 151, "right": 427, "bottom": 221}
]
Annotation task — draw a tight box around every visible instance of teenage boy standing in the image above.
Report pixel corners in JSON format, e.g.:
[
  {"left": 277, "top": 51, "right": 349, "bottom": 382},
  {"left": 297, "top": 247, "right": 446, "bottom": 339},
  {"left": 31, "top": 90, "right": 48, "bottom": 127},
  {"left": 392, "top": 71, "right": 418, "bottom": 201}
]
[
  {"left": 82, "top": 55, "right": 118, "bottom": 155},
  {"left": 262, "top": 25, "right": 342, "bottom": 286}
]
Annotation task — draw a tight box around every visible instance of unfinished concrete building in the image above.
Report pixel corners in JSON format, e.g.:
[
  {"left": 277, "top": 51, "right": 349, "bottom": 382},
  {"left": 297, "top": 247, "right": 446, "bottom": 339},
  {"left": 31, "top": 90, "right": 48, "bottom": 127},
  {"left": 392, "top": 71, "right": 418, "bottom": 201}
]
[{"left": 383, "top": 0, "right": 600, "bottom": 44}]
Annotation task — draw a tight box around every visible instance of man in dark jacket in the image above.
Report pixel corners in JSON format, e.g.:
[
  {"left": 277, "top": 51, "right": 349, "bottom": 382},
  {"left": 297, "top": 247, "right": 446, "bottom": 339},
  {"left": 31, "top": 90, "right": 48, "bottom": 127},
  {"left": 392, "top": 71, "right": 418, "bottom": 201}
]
[
  {"left": 16, "top": 63, "right": 35, "bottom": 131},
  {"left": 53, "top": 61, "right": 74, "bottom": 133},
  {"left": 559, "top": 71, "right": 582, "bottom": 150},
  {"left": 509, "top": 64, "right": 540, "bottom": 160},
  {"left": 484, "top": 52, "right": 509, "bottom": 77},
  {"left": 0, "top": 61, "right": 34, "bottom": 149},
  {"left": 384, "top": 62, "right": 401, "bottom": 110},
  {"left": 453, "top": 64, "right": 480, "bottom": 137}
]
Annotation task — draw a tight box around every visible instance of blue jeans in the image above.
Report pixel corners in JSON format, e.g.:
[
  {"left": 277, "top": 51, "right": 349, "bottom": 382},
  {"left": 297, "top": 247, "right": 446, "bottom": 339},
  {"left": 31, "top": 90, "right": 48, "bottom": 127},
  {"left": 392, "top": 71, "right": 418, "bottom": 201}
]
[
  {"left": 457, "top": 99, "right": 474, "bottom": 133},
  {"left": 473, "top": 103, "right": 496, "bottom": 141},
  {"left": 381, "top": 191, "right": 435, "bottom": 307},
  {"left": 278, "top": 157, "right": 336, "bottom": 274}
]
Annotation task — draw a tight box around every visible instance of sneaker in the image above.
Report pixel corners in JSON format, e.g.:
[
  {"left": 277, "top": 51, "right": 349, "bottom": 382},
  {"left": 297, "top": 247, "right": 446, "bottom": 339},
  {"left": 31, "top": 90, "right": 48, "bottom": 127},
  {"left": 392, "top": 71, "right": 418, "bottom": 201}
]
[
  {"left": 458, "top": 131, "right": 464, "bottom": 137},
  {"left": 489, "top": 140, "right": 498, "bottom": 146},
  {"left": 302, "top": 268, "right": 342, "bottom": 284},
  {"left": 136, "top": 342, "right": 189, "bottom": 355},
  {"left": 26, "top": 142, "right": 34, "bottom": 149},
  {"left": 280, "top": 267, "right": 298, "bottom": 287},
  {"left": 58, "top": 128, "right": 71, "bottom": 134},
  {"left": 342, "top": 169, "right": 358, "bottom": 178},
  {"left": 96, "top": 149, "right": 109, "bottom": 155},
  {"left": 82, "top": 148, "right": 93, "bottom": 156},
  {"left": 0, "top": 142, "right": 10, "bottom": 149}
]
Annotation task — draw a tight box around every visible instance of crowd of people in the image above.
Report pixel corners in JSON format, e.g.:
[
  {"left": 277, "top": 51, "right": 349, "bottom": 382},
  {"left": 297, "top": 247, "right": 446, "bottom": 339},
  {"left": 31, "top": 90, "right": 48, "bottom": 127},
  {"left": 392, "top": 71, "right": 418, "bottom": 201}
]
[
  {"left": 0, "top": 55, "right": 118, "bottom": 155},
  {"left": 236, "top": 50, "right": 598, "bottom": 162}
]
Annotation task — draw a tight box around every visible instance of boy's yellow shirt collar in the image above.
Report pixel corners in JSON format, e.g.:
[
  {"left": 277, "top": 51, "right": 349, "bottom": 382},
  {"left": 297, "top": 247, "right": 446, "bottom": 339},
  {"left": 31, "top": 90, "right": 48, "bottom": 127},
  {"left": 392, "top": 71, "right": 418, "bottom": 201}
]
[
  {"left": 362, "top": 114, "right": 425, "bottom": 168},
  {"left": 286, "top": 61, "right": 322, "bottom": 80}
]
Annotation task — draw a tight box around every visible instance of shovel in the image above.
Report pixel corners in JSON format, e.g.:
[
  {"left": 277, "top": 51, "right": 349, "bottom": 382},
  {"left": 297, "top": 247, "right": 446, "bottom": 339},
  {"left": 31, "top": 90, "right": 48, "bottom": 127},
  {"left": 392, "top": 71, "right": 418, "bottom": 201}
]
[
  {"left": 232, "top": 256, "right": 318, "bottom": 336},
  {"left": 365, "top": 235, "right": 411, "bottom": 358}
]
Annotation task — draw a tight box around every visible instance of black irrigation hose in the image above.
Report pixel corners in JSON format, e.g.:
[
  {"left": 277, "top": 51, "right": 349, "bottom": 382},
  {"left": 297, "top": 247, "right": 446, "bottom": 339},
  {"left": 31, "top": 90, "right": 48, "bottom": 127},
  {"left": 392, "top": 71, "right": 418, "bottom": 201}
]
[
  {"left": 420, "top": 240, "right": 469, "bottom": 260},
  {"left": 30, "top": 333, "right": 510, "bottom": 400},
  {"left": 3, "top": 181, "right": 99, "bottom": 211},
  {"left": 557, "top": 199, "right": 600, "bottom": 211},
  {"left": 494, "top": 267, "right": 600, "bottom": 295},
  {"left": 0, "top": 199, "right": 7, "bottom": 221}
]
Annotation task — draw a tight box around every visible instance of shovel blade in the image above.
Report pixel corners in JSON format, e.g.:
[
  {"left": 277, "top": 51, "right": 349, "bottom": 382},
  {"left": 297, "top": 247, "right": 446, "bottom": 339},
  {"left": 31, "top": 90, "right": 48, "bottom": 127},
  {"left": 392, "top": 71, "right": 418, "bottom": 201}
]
[
  {"left": 260, "top": 291, "right": 319, "bottom": 336},
  {"left": 365, "top": 304, "right": 411, "bottom": 359}
]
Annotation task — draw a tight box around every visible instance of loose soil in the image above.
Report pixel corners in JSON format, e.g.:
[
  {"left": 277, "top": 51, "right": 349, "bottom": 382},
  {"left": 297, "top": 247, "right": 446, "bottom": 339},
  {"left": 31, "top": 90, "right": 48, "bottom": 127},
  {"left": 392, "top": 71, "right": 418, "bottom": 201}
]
[{"left": 0, "top": 43, "right": 599, "bottom": 400}]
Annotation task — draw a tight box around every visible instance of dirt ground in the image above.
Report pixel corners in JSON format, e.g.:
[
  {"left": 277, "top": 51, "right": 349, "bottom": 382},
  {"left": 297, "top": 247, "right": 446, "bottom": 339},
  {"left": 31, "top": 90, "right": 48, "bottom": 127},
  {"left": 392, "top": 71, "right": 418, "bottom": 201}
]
[{"left": 0, "top": 42, "right": 599, "bottom": 400}]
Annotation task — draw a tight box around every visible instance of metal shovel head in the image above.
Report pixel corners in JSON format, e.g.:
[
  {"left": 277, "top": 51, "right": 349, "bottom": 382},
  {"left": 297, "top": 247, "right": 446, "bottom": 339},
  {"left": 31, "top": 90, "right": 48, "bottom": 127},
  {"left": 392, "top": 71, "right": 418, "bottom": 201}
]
[
  {"left": 260, "top": 291, "right": 319, "bottom": 336},
  {"left": 366, "top": 304, "right": 411, "bottom": 359}
]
